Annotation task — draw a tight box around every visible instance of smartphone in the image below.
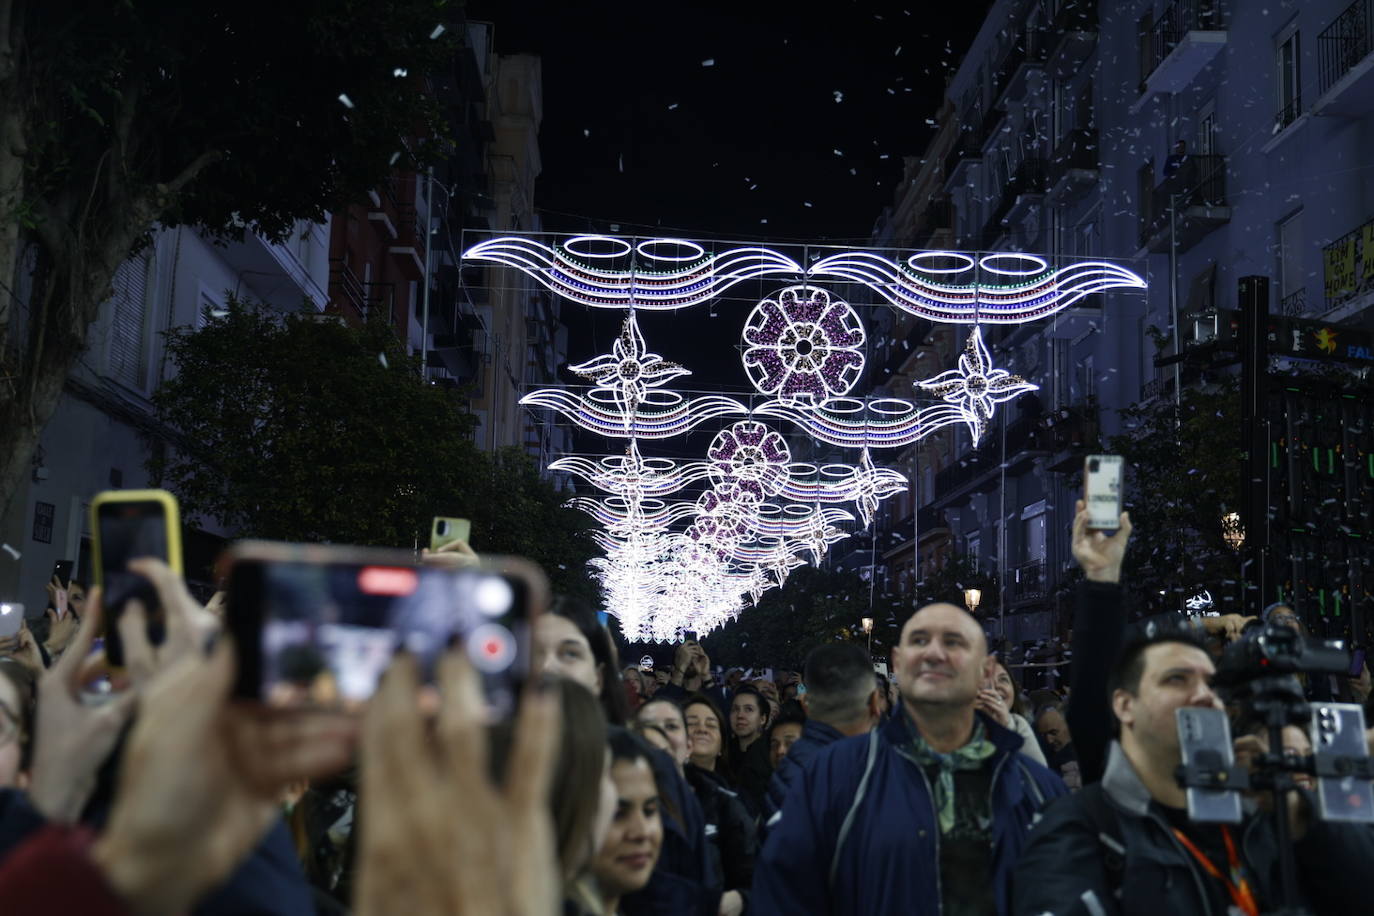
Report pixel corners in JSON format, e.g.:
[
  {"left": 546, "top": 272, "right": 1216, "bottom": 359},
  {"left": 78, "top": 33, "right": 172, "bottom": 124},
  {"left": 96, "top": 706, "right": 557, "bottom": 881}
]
[
  {"left": 1349, "top": 648, "right": 1367, "bottom": 678},
  {"left": 430, "top": 517, "right": 471, "bottom": 552},
  {"left": 1084, "top": 455, "right": 1125, "bottom": 531},
  {"left": 52, "top": 560, "right": 74, "bottom": 590},
  {"left": 1176, "top": 706, "right": 1244, "bottom": 823},
  {"left": 90, "top": 490, "right": 183, "bottom": 667},
  {"left": 1311, "top": 703, "right": 1374, "bottom": 823},
  {"left": 0, "top": 603, "right": 23, "bottom": 638},
  {"left": 223, "top": 541, "right": 545, "bottom": 719}
]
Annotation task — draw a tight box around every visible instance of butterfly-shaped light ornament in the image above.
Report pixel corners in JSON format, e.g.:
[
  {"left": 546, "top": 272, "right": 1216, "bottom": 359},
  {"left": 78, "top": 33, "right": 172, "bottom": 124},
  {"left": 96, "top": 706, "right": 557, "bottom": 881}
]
[
  {"left": 848, "top": 449, "right": 908, "bottom": 529},
  {"left": 915, "top": 327, "right": 1038, "bottom": 447},
  {"left": 569, "top": 313, "right": 689, "bottom": 423}
]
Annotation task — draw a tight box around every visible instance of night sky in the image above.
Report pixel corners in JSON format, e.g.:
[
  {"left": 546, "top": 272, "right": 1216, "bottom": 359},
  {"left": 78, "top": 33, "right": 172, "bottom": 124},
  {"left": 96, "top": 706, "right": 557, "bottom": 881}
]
[{"left": 471, "top": 0, "right": 992, "bottom": 242}]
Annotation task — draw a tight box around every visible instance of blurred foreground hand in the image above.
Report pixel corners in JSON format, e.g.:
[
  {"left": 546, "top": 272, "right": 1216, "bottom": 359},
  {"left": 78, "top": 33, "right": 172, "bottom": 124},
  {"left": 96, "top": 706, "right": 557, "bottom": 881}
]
[{"left": 354, "top": 650, "right": 561, "bottom": 916}]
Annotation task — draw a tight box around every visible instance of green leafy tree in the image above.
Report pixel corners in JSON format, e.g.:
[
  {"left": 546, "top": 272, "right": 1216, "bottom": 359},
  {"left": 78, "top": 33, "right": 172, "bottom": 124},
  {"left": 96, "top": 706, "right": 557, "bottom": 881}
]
[
  {"left": 1106, "top": 377, "right": 1244, "bottom": 614},
  {"left": 149, "top": 300, "right": 599, "bottom": 600},
  {"left": 0, "top": 0, "right": 455, "bottom": 515},
  {"left": 700, "top": 565, "right": 908, "bottom": 670}
]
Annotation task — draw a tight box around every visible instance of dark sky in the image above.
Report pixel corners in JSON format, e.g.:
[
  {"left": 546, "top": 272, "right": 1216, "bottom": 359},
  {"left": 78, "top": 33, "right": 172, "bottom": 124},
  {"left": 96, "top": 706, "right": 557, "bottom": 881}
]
[{"left": 470, "top": 0, "right": 992, "bottom": 242}]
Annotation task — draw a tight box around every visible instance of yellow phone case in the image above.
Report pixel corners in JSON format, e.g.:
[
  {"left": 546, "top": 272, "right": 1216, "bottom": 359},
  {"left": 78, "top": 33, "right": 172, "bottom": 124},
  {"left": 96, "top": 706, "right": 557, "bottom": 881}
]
[{"left": 89, "top": 489, "right": 184, "bottom": 587}]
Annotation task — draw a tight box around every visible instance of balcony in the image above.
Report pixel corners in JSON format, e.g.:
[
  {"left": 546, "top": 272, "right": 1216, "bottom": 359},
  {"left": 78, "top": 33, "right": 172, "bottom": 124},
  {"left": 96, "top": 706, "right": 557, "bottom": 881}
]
[
  {"left": 1137, "top": 153, "right": 1230, "bottom": 254},
  {"left": 944, "top": 131, "right": 985, "bottom": 186},
  {"left": 1133, "top": 0, "right": 1227, "bottom": 113},
  {"left": 1321, "top": 216, "right": 1374, "bottom": 314},
  {"left": 1314, "top": 0, "right": 1374, "bottom": 117},
  {"left": 1046, "top": 129, "right": 1099, "bottom": 207},
  {"left": 1043, "top": 404, "right": 1102, "bottom": 472},
  {"left": 911, "top": 198, "right": 954, "bottom": 250},
  {"left": 1279, "top": 288, "right": 1308, "bottom": 317},
  {"left": 1046, "top": 0, "right": 1098, "bottom": 79},
  {"left": 993, "top": 28, "right": 1050, "bottom": 107},
  {"left": 982, "top": 157, "right": 1048, "bottom": 241},
  {"left": 389, "top": 205, "right": 427, "bottom": 278},
  {"left": 1008, "top": 561, "right": 1047, "bottom": 605}
]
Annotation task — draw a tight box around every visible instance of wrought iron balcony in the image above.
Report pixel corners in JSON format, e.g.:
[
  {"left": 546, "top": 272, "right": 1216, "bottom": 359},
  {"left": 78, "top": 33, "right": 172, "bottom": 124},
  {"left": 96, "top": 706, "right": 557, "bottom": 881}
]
[
  {"left": 1046, "top": 0, "right": 1098, "bottom": 78},
  {"left": 1135, "top": 0, "right": 1227, "bottom": 109},
  {"left": 1137, "top": 153, "right": 1230, "bottom": 254},
  {"left": 1316, "top": 0, "right": 1374, "bottom": 116}
]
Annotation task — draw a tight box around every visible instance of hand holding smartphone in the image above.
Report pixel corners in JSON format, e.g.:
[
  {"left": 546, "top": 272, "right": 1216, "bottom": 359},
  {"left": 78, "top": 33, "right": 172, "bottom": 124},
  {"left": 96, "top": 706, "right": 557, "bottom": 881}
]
[
  {"left": 90, "top": 489, "right": 183, "bottom": 667},
  {"left": 223, "top": 542, "right": 544, "bottom": 720},
  {"left": 430, "top": 517, "right": 471, "bottom": 552}
]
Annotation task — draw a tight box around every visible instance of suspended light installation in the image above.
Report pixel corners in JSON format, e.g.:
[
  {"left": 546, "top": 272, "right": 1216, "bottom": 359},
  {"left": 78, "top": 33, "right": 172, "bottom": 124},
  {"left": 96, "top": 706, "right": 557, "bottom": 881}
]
[{"left": 464, "top": 233, "right": 1146, "bottom": 640}]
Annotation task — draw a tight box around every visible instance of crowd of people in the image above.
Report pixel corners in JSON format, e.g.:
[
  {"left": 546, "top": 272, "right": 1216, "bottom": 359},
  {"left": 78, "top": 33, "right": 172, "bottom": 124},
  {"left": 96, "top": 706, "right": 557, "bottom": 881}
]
[{"left": 1, "top": 498, "right": 1374, "bottom": 914}]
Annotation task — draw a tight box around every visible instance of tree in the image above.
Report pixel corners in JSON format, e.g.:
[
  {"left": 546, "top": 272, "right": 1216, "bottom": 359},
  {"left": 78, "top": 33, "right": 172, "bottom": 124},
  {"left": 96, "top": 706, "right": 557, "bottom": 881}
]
[
  {"left": 149, "top": 300, "right": 599, "bottom": 601},
  {"left": 0, "top": 0, "right": 455, "bottom": 515},
  {"left": 1106, "top": 377, "right": 1245, "bottom": 615},
  {"left": 699, "top": 565, "right": 908, "bottom": 671}
]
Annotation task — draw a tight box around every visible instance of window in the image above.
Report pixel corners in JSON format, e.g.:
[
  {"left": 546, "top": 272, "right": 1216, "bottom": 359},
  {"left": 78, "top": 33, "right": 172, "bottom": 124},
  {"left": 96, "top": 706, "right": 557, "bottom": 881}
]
[
  {"left": 1278, "top": 210, "right": 1305, "bottom": 315},
  {"left": 1022, "top": 512, "right": 1047, "bottom": 563},
  {"left": 1276, "top": 26, "right": 1301, "bottom": 129},
  {"left": 966, "top": 533, "right": 981, "bottom": 566},
  {"left": 1198, "top": 100, "right": 1217, "bottom": 156},
  {"left": 1080, "top": 354, "right": 1096, "bottom": 402},
  {"left": 108, "top": 254, "right": 151, "bottom": 390}
]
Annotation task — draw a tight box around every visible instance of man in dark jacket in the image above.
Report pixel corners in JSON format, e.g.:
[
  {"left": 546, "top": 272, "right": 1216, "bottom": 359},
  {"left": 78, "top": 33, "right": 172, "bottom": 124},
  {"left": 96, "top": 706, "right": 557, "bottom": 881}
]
[
  {"left": 1013, "top": 625, "right": 1374, "bottom": 915},
  {"left": 752, "top": 602, "right": 1066, "bottom": 915},
  {"left": 763, "top": 643, "right": 882, "bottom": 826}
]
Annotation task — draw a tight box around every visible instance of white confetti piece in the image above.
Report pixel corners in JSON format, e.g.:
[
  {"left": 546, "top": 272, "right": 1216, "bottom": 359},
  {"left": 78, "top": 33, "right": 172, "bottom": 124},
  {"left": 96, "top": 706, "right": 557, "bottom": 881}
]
[
  {"left": 337, "top": 93, "right": 355, "bottom": 109},
  {"left": 378, "top": 352, "right": 389, "bottom": 369},
  {"left": 803, "top": 201, "right": 813, "bottom": 208},
  {"left": 393, "top": 67, "right": 408, "bottom": 78},
  {"left": 1, "top": 544, "right": 19, "bottom": 561},
  {"left": 668, "top": 102, "right": 679, "bottom": 110},
  {"left": 583, "top": 128, "right": 590, "bottom": 137},
  {"left": 701, "top": 58, "right": 715, "bottom": 67},
  {"left": 429, "top": 24, "right": 445, "bottom": 39}
]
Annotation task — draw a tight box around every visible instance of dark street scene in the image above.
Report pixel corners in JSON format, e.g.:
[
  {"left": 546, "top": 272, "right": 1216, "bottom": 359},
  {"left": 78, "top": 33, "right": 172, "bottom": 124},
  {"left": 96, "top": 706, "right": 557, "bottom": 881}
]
[{"left": 3, "top": 0, "right": 1374, "bottom": 913}]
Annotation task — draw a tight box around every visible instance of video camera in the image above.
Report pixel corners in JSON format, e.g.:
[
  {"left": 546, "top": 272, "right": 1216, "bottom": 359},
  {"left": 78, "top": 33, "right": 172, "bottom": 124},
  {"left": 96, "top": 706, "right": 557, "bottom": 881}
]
[
  {"left": 1212, "top": 622, "right": 1351, "bottom": 689},
  {"left": 1175, "top": 621, "right": 1374, "bottom": 914}
]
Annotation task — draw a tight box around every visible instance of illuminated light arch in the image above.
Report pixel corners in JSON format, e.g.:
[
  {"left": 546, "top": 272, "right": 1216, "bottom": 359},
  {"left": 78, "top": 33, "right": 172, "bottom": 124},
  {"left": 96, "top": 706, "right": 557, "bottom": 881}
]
[
  {"left": 806, "top": 251, "right": 1145, "bottom": 323},
  {"left": 519, "top": 388, "right": 748, "bottom": 439},
  {"left": 460, "top": 236, "right": 804, "bottom": 309}
]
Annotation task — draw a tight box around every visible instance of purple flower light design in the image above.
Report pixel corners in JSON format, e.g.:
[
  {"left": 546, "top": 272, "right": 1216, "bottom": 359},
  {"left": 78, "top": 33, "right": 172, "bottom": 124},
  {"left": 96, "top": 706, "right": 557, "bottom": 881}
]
[
  {"left": 707, "top": 420, "right": 791, "bottom": 496},
  {"left": 915, "top": 327, "right": 1037, "bottom": 446},
  {"left": 742, "top": 286, "right": 866, "bottom": 401}
]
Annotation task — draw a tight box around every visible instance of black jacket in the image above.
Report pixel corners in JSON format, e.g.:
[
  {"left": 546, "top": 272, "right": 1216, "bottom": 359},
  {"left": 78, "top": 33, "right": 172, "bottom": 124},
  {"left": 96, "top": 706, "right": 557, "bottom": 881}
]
[
  {"left": 1013, "top": 741, "right": 1374, "bottom": 915},
  {"left": 623, "top": 748, "right": 723, "bottom": 916},
  {"left": 685, "top": 764, "right": 758, "bottom": 897},
  {"left": 763, "top": 718, "right": 844, "bottom": 825},
  {"left": 1066, "top": 581, "right": 1125, "bottom": 786},
  {"left": 727, "top": 735, "right": 772, "bottom": 819}
]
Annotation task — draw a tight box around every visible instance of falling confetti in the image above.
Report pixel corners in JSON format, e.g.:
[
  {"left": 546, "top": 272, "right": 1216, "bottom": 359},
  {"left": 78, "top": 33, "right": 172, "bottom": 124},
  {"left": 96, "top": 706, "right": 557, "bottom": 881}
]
[
  {"left": 378, "top": 352, "right": 389, "bottom": 369},
  {"left": 668, "top": 103, "right": 679, "bottom": 110},
  {"left": 701, "top": 58, "right": 715, "bottom": 67},
  {"left": 389, "top": 151, "right": 400, "bottom": 165},
  {"left": 337, "top": 93, "right": 355, "bottom": 109},
  {"left": 833, "top": 90, "right": 844, "bottom": 103},
  {"left": 803, "top": 201, "right": 813, "bottom": 207},
  {"left": 393, "top": 67, "right": 408, "bottom": 78},
  {"left": 429, "top": 24, "right": 445, "bottom": 39},
  {"left": 583, "top": 128, "right": 590, "bottom": 137}
]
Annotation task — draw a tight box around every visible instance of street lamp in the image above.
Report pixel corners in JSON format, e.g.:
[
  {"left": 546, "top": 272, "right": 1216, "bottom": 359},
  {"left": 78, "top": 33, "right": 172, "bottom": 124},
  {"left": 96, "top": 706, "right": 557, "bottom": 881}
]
[
  {"left": 862, "top": 616, "right": 874, "bottom": 655},
  {"left": 1221, "top": 511, "right": 1245, "bottom": 551},
  {"left": 964, "top": 588, "right": 982, "bottom": 614}
]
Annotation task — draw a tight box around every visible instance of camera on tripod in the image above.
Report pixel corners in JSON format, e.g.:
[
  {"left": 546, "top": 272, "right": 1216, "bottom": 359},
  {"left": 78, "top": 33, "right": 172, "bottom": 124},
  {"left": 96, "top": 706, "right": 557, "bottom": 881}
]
[{"left": 1175, "top": 621, "right": 1374, "bottom": 826}]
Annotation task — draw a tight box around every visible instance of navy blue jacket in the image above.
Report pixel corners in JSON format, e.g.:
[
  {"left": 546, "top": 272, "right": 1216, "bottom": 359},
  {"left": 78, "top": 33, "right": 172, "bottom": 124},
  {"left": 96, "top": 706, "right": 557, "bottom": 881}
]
[
  {"left": 763, "top": 718, "right": 845, "bottom": 824},
  {"left": 751, "top": 706, "right": 1066, "bottom": 916}
]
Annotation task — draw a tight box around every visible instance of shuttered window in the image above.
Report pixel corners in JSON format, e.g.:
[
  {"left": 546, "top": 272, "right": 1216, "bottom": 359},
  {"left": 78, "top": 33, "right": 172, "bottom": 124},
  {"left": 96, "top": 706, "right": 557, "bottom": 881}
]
[{"left": 108, "top": 255, "right": 150, "bottom": 389}]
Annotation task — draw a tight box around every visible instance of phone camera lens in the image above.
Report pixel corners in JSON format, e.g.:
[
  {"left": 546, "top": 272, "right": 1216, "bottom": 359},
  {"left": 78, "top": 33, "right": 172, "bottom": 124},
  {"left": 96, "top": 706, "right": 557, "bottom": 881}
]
[
  {"left": 467, "top": 623, "right": 514, "bottom": 673},
  {"left": 437, "top": 520, "right": 449, "bottom": 536}
]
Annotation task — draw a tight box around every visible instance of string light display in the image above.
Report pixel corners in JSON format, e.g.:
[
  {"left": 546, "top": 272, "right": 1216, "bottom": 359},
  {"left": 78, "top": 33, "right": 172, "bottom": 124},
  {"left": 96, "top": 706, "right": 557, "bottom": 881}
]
[
  {"left": 464, "top": 233, "right": 1146, "bottom": 639},
  {"left": 741, "top": 286, "right": 866, "bottom": 400}
]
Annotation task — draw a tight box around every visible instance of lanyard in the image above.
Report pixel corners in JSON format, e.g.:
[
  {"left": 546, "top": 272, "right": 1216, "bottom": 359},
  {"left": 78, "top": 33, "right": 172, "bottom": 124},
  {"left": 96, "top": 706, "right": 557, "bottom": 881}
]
[{"left": 1171, "top": 825, "right": 1259, "bottom": 916}]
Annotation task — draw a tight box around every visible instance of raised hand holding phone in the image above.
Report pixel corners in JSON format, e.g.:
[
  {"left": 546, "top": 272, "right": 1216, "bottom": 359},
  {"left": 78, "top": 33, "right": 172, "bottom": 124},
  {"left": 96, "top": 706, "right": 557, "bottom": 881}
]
[{"left": 1070, "top": 495, "right": 1133, "bottom": 585}]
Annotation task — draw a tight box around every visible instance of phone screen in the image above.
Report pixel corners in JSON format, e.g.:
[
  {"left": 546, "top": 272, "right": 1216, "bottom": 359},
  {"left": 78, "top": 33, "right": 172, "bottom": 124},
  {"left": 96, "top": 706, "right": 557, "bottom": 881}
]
[
  {"left": 98, "top": 500, "right": 170, "bottom": 584},
  {"left": 229, "top": 559, "right": 530, "bottom": 717}
]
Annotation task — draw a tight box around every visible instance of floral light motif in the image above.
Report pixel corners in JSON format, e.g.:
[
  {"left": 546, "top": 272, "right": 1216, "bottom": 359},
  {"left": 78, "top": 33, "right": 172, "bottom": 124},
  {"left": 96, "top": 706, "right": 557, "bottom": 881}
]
[
  {"left": 742, "top": 286, "right": 866, "bottom": 400},
  {"left": 707, "top": 420, "right": 791, "bottom": 496},
  {"left": 849, "top": 449, "right": 908, "bottom": 529},
  {"left": 916, "top": 327, "right": 1037, "bottom": 446},
  {"left": 570, "top": 313, "right": 689, "bottom": 415}
]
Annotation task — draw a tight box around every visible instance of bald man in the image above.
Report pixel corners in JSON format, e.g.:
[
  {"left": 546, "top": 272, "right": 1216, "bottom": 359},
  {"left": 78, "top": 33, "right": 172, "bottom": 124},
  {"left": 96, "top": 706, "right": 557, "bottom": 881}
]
[{"left": 752, "top": 603, "right": 1066, "bottom": 916}]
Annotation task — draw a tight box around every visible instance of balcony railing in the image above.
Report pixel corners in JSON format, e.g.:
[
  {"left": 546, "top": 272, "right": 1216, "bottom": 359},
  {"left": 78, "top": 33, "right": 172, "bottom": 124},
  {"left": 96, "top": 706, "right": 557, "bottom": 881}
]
[
  {"left": 1321, "top": 215, "right": 1374, "bottom": 310},
  {"left": 1137, "top": 153, "right": 1228, "bottom": 249},
  {"left": 943, "top": 131, "right": 985, "bottom": 181},
  {"left": 1047, "top": 0, "right": 1098, "bottom": 77},
  {"left": 1318, "top": 0, "right": 1374, "bottom": 98},
  {"left": 1009, "top": 560, "right": 1047, "bottom": 603},
  {"left": 1279, "top": 288, "right": 1308, "bottom": 317},
  {"left": 984, "top": 157, "right": 1048, "bottom": 237},
  {"left": 1144, "top": 0, "right": 1225, "bottom": 84},
  {"left": 1275, "top": 96, "right": 1304, "bottom": 131},
  {"left": 330, "top": 259, "right": 367, "bottom": 317}
]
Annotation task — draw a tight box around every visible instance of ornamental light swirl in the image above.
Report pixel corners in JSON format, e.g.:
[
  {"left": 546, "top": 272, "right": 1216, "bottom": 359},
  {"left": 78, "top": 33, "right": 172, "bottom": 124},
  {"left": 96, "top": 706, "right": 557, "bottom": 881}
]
[{"left": 464, "top": 233, "right": 1147, "bottom": 639}]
